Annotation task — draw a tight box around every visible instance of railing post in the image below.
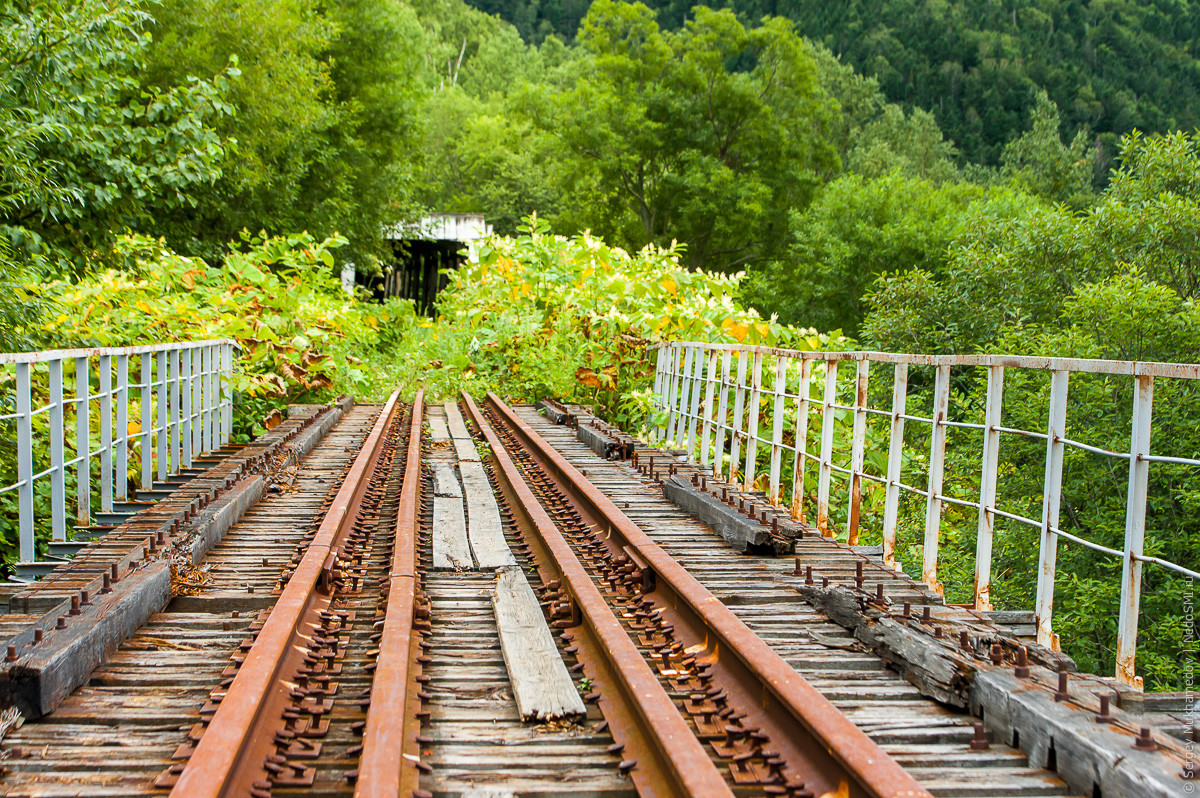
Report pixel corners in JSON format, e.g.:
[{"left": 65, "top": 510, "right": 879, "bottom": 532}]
[
  {"left": 75, "top": 356, "right": 90, "bottom": 526},
  {"left": 665, "top": 345, "right": 684, "bottom": 446},
  {"left": 115, "top": 354, "right": 128, "bottom": 502},
  {"left": 201, "top": 345, "right": 212, "bottom": 455},
  {"left": 1116, "top": 374, "right": 1154, "bottom": 686},
  {"left": 882, "top": 363, "right": 908, "bottom": 566},
  {"left": 816, "top": 360, "right": 838, "bottom": 536},
  {"left": 141, "top": 353, "right": 153, "bottom": 491},
  {"left": 847, "top": 359, "right": 870, "bottom": 544},
  {"left": 686, "top": 345, "right": 704, "bottom": 457},
  {"left": 768, "top": 357, "right": 787, "bottom": 505},
  {"left": 15, "top": 362, "right": 34, "bottom": 563},
  {"left": 790, "top": 359, "right": 812, "bottom": 522},
  {"left": 652, "top": 345, "right": 666, "bottom": 416},
  {"left": 700, "top": 349, "right": 719, "bottom": 471},
  {"left": 180, "top": 347, "right": 193, "bottom": 469},
  {"left": 170, "top": 348, "right": 181, "bottom": 473},
  {"left": 974, "top": 365, "right": 1004, "bottom": 610},
  {"left": 713, "top": 351, "right": 732, "bottom": 480},
  {"left": 220, "top": 342, "right": 233, "bottom": 444},
  {"left": 742, "top": 351, "right": 764, "bottom": 492},
  {"left": 191, "top": 347, "right": 202, "bottom": 457},
  {"left": 98, "top": 354, "right": 113, "bottom": 514},
  {"left": 728, "top": 352, "right": 748, "bottom": 485},
  {"left": 921, "top": 363, "right": 950, "bottom": 593},
  {"left": 157, "top": 350, "right": 168, "bottom": 481},
  {"left": 1035, "top": 369, "right": 1070, "bottom": 648},
  {"left": 48, "top": 359, "right": 66, "bottom": 543}
]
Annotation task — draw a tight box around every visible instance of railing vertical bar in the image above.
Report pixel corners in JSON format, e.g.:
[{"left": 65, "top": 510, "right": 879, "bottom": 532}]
[
  {"left": 15, "top": 362, "right": 35, "bottom": 564},
  {"left": 816, "top": 361, "right": 838, "bottom": 536},
  {"left": 847, "top": 359, "right": 870, "bottom": 544},
  {"left": 700, "top": 350, "right": 719, "bottom": 470},
  {"left": 180, "top": 347, "right": 193, "bottom": 469},
  {"left": 1034, "top": 369, "right": 1070, "bottom": 648},
  {"left": 973, "top": 365, "right": 1005, "bottom": 611},
  {"left": 665, "top": 345, "right": 684, "bottom": 446},
  {"left": 98, "top": 354, "right": 113, "bottom": 514},
  {"left": 115, "top": 354, "right": 128, "bottom": 502},
  {"left": 686, "top": 345, "right": 704, "bottom": 458},
  {"left": 191, "top": 347, "right": 202, "bottom": 457},
  {"left": 790, "top": 359, "right": 812, "bottom": 522},
  {"left": 921, "top": 363, "right": 950, "bottom": 593},
  {"left": 169, "top": 349, "right": 180, "bottom": 476},
  {"left": 713, "top": 351, "right": 732, "bottom": 480},
  {"left": 201, "top": 345, "right": 212, "bottom": 455},
  {"left": 141, "top": 353, "right": 153, "bottom": 491},
  {"left": 882, "top": 363, "right": 908, "bottom": 565},
  {"left": 728, "top": 352, "right": 748, "bottom": 485},
  {"left": 674, "top": 345, "right": 694, "bottom": 450},
  {"left": 48, "top": 359, "right": 66, "bottom": 543},
  {"left": 768, "top": 357, "right": 787, "bottom": 505},
  {"left": 1116, "top": 374, "right": 1153, "bottom": 686},
  {"left": 742, "top": 352, "right": 764, "bottom": 492},
  {"left": 75, "top": 356, "right": 90, "bottom": 525},
  {"left": 220, "top": 343, "right": 233, "bottom": 444},
  {"left": 157, "top": 350, "right": 168, "bottom": 481}
]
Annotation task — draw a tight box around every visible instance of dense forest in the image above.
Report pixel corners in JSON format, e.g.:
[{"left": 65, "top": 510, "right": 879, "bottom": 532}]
[
  {"left": 467, "top": 0, "right": 1200, "bottom": 166},
  {"left": 1, "top": 0, "right": 1197, "bottom": 688}
]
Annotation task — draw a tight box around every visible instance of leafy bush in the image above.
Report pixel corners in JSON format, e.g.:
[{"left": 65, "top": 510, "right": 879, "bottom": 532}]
[{"left": 41, "top": 232, "right": 416, "bottom": 439}]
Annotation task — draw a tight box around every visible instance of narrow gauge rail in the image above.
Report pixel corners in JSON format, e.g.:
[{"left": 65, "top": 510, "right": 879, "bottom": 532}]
[{"left": 3, "top": 393, "right": 1167, "bottom": 798}]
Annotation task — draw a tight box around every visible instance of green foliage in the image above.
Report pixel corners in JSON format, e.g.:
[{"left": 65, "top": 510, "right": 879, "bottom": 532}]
[
  {"left": 541, "top": 2, "right": 838, "bottom": 271},
  {"left": 855, "top": 131, "right": 1200, "bottom": 689},
  {"left": 370, "top": 217, "right": 840, "bottom": 432},
  {"left": 41, "top": 233, "right": 416, "bottom": 436},
  {"left": 1002, "top": 91, "right": 1097, "bottom": 209},
  {"left": 0, "top": 0, "right": 235, "bottom": 269},
  {"left": 744, "top": 173, "right": 984, "bottom": 334},
  {"left": 141, "top": 0, "right": 425, "bottom": 267},
  {"left": 865, "top": 131, "right": 1200, "bottom": 354}
]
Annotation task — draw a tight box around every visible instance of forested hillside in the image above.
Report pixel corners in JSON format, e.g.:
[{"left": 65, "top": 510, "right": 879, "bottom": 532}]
[{"left": 467, "top": 0, "right": 1200, "bottom": 167}]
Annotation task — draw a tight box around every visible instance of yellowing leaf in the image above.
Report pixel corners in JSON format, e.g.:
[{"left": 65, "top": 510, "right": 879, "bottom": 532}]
[
  {"left": 661, "top": 278, "right": 677, "bottom": 295},
  {"left": 729, "top": 322, "right": 749, "bottom": 342}
]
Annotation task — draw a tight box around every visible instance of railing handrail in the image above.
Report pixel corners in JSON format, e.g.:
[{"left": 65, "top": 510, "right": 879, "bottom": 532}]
[
  {"left": 651, "top": 339, "right": 1197, "bottom": 690},
  {"left": 0, "top": 338, "right": 241, "bottom": 365},
  {"left": 646, "top": 341, "right": 1200, "bottom": 380}
]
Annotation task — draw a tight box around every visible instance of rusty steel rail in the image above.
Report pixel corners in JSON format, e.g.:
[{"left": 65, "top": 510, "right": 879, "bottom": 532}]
[
  {"left": 481, "top": 391, "right": 932, "bottom": 798},
  {"left": 355, "top": 389, "right": 425, "bottom": 798},
  {"left": 169, "top": 389, "right": 404, "bottom": 798},
  {"left": 461, "top": 392, "right": 734, "bottom": 798}
]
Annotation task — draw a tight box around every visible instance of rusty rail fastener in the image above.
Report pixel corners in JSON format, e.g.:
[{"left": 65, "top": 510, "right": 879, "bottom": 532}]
[
  {"left": 1014, "top": 646, "right": 1030, "bottom": 678},
  {"left": 969, "top": 723, "right": 989, "bottom": 750},
  {"left": 1095, "top": 694, "right": 1114, "bottom": 723},
  {"left": 1134, "top": 727, "right": 1157, "bottom": 751}
]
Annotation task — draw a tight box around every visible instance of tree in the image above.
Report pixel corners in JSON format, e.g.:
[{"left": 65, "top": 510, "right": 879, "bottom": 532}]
[
  {"left": 142, "top": 0, "right": 425, "bottom": 266},
  {"left": 1002, "top": 90, "right": 1097, "bottom": 209},
  {"left": 0, "top": 0, "right": 234, "bottom": 270},
  {"left": 543, "top": 1, "right": 839, "bottom": 271},
  {"left": 743, "top": 173, "right": 982, "bottom": 334}
]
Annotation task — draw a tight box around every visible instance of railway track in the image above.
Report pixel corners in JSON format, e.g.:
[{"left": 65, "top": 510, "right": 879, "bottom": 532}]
[{"left": 0, "top": 394, "right": 1189, "bottom": 798}]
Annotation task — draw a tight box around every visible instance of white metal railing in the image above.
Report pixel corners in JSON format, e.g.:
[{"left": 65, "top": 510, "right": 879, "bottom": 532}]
[
  {"left": 651, "top": 341, "right": 1200, "bottom": 688},
  {"left": 0, "top": 340, "right": 239, "bottom": 575}
]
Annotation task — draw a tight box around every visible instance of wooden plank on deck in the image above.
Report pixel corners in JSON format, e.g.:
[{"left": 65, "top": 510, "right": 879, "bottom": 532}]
[
  {"left": 460, "top": 461, "right": 515, "bottom": 570},
  {"left": 432, "top": 464, "right": 472, "bottom": 571},
  {"left": 492, "top": 567, "right": 585, "bottom": 721},
  {"left": 444, "top": 402, "right": 480, "bottom": 462}
]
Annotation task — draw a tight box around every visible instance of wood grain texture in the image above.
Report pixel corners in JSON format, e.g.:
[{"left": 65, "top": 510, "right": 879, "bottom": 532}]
[
  {"left": 432, "top": 465, "right": 473, "bottom": 571},
  {"left": 491, "top": 567, "right": 585, "bottom": 721},
  {"left": 459, "top": 461, "right": 515, "bottom": 570}
]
